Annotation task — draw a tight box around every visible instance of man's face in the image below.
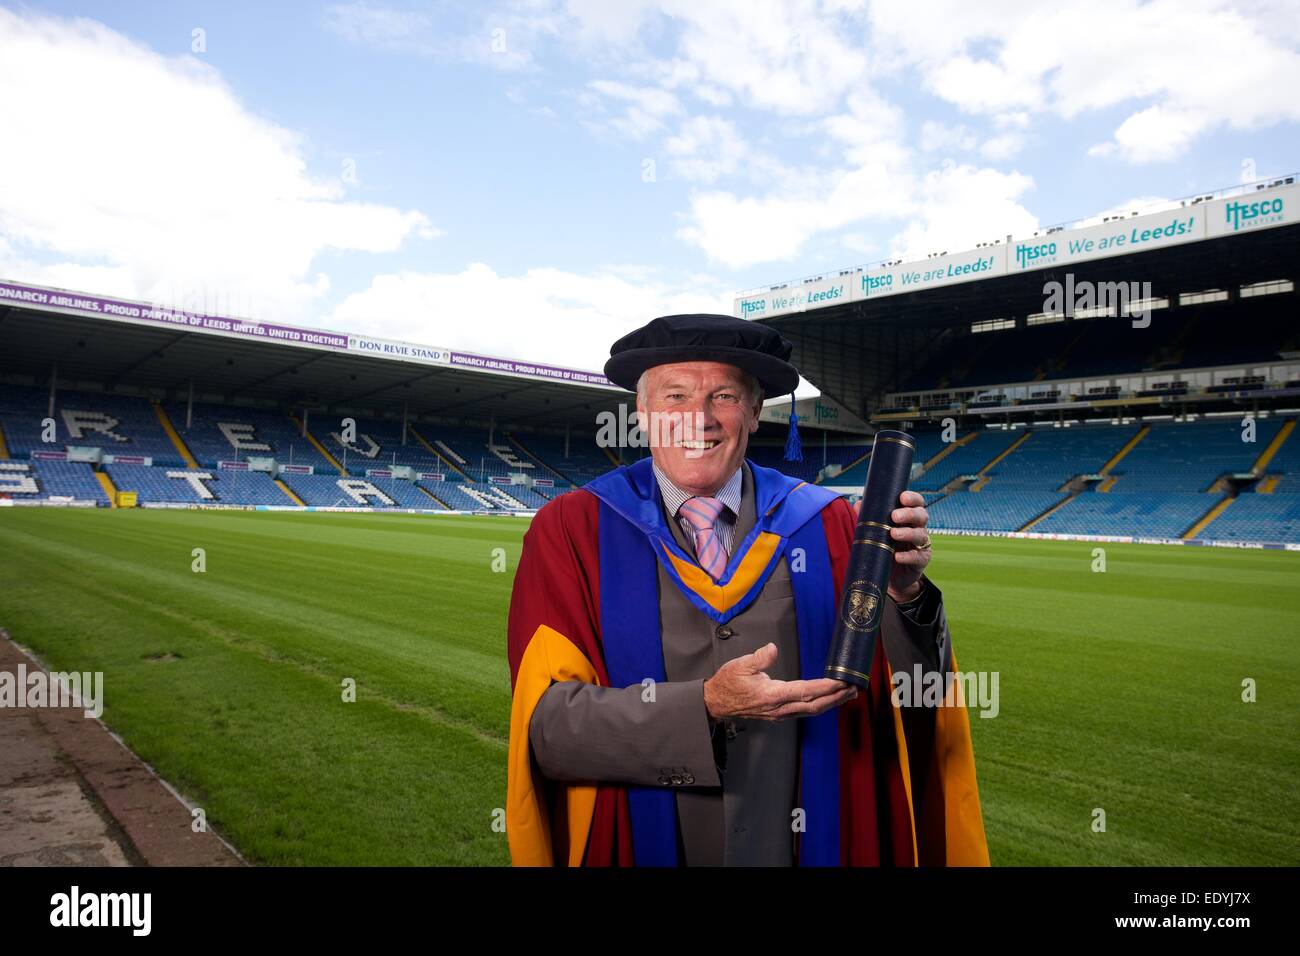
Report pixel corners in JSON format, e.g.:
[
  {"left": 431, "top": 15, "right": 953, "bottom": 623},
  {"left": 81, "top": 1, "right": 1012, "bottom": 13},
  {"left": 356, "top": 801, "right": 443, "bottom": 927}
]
[{"left": 637, "top": 361, "right": 762, "bottom": 497}]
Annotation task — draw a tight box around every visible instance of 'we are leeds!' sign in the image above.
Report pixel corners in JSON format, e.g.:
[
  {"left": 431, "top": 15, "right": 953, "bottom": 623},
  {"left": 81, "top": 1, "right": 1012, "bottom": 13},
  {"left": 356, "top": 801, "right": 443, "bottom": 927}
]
[{"left": 735, "top": 181, "right": 1297, "bottom": 320}]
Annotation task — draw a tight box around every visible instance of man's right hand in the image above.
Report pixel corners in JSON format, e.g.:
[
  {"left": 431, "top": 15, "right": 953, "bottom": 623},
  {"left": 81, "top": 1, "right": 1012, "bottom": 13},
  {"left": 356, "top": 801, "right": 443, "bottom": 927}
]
[{"left": 702, "top": 643, "right": 857, "bottom": 721}]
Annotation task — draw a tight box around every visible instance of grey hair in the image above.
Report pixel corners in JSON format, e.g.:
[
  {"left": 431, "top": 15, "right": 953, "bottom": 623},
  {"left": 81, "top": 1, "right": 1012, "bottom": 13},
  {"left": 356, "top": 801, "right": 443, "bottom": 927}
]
[{"left": 635, "top": 367, "right": 763, "bottom": 408}]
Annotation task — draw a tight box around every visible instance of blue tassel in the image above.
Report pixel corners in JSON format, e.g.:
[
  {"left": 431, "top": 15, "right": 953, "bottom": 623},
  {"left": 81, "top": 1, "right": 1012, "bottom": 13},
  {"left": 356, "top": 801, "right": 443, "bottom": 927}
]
[{"left": 783, "top": 393, "right": 802, "bottom": 462}]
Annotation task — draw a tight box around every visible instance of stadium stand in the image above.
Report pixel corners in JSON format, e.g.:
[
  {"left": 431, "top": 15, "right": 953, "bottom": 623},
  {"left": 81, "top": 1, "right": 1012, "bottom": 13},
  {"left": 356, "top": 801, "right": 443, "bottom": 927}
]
[
  {"left": 1031, "top": 491, "right": 1226, "bottom": 538},
  {"left": 980, "top": 425, "right": 1138, "bottom": 490},
  {"left": 1106, "top": 418, "right": 1284, "bottom": 492},
  {"left": 1, "top": 387, "right": 185, "bottom": 465},
  {"left": 928, "top": 489, "right": 1069, "bottom": 532},
  {"left": 504, "top": 431, "right": 610, "bottom": 486},
  {"left": 913, "top": 428, "right": 1024, "bottom": 492},
  {"left": 280, "top": 473, "right": 445, "bottom": 509},
  {"left": 4, "top": 385, "right": 1298, "bottom": 542},
  {"left": 899, "top": 297, "right": 1297, "bottom": 393},
  {"left": 0, "top": 460, "right": 110, "bottom": 504},
  {"left": 166, "top": 401, "right": 334, "bottom": 472},
  {"left": 423, "top": 425, "right": 568, "bottom": 484},
  {"left": 105, "top": 464, "right": 292, "bottom": 506},
  {"left": 313, "top": 415, "right": 443, "bottom": 474},
  {"left": 746, "top": 440, "right": 872, "bottom": 485},
  {"left": 1202, "top": 493, "right": 1300, "bottom": 542}
]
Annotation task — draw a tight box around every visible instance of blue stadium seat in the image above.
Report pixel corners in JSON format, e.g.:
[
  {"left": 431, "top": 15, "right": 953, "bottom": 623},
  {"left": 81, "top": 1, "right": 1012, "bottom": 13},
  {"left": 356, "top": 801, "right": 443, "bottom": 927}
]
[
  {"left": 105, "top": 464, "right": 292, "bottom": 505},
  {"left": 0, "top": 386, "right": 185, "bottom": 465},
  {"left": 166, "top": 402, "right": 333, "bottom": 471},
  {"left": 0, "top": 460, "right": 110, "bottom": 504},
  {"left": 281, "top": 473, "right": 444, "bottom": 509},
  {"left": 913, "top": 428, "right": 1024, "bottom": 491},
  {"left": 1032, "top": 492, "right": 1221, "bottom": 538},
  {"left": 1201, "top": 494, "right": 1300, "bottom": 542},
  {"left": 981, "top": 425, "right": 1137, "bottom": 490},
  {"left": 1108, "top": 418, "right": 1281, "bottom": 492},
  {"left": 928, "top": 489, "right": 1068, "bottom": 531}
]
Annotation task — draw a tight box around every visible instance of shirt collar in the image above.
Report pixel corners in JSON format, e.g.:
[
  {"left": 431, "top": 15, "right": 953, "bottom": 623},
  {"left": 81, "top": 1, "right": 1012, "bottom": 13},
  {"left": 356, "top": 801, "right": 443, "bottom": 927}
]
[{"left": 651, "top": 459, "right": 744, "bottom": 520}]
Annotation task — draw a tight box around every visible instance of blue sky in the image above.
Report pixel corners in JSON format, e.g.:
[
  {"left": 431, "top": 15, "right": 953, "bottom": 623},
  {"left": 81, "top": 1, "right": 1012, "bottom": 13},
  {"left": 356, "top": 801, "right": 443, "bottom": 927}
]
[{"left": 2, "top": 1, "right": 1298, "bottom": 382}]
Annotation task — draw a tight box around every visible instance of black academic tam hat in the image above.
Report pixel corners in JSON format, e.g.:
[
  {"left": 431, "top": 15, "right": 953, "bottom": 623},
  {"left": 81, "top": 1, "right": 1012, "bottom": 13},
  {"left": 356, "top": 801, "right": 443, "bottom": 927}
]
[{"left": 603, "top": 313, "right": 800, "bottom": 399}]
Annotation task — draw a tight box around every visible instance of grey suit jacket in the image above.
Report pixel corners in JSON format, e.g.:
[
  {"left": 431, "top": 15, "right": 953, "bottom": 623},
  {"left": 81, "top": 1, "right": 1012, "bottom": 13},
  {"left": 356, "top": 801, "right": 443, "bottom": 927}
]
[{"left": 527, "top": 461, "right": 950, "bottom": 863}]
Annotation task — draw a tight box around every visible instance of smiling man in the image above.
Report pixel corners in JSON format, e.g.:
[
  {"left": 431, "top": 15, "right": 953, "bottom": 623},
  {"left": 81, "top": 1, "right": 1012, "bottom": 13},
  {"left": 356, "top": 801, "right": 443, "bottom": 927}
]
[{"left": 506, "top": 314, "right": 988, "bottom": 867}]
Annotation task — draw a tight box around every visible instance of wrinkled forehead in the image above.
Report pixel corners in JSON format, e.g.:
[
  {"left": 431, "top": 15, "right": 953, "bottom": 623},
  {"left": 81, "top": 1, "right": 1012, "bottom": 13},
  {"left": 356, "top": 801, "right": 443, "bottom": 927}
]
[{"left": 644, "top": 361, "right": 750, "bottom": 390}]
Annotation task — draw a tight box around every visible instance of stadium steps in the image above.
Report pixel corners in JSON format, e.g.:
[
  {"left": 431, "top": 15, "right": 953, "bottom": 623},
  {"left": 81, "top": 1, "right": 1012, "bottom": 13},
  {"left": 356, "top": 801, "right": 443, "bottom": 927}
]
[
  {"left": 1248, "top": 418, "right": 1296, "bottom": 474},
  {"left": 969, "top": 431, "right": 1033, "bottom": 491},
  {"left": 288, "top": 415, "right": 346, "bottom": 475},
  {"left": 505, "top": 433, "right": 572, "bottom": 484},
  {"left": 917, "top": 431, "right": 977, "bottom": 476},
  {"left": 0, "top": 418, "right": 8, "bottom": 459},
  {"left": 1019, "top": 493, "right": 1078, "bottom": 532},
  {"left": 819, "top": 446, "right": 871, "bottom": 485},
  {"left": 601, "top": 444, "right": 622, "bottom": 467},
  {"left": 1096, "top": 424, "right": 1150, "bottom": 491},
  {"left": 152, "top": 401, "right": 199, "bottom": 468},
  {"left": 407, "top": 424, "right": 472, "bottom": 479},
  {"left": 416, "top": 484, "right": 452, "bottom": 510},
  {"left": 94, "top": 469, "right": 119, "bottom": 508},
  {"left": 1257, "top": 475, "right": 1280, "bottom": 494},
  {"left": 1183, "top": 496, "right": 1233, "bottom": 539},
  {"left": 274, "top": 479, "right": 305, "bottom": 506}
]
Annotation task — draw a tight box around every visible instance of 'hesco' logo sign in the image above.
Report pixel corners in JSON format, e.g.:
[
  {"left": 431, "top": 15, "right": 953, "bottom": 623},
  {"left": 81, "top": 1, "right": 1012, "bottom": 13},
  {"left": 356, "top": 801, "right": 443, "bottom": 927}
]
[
  {"left": 1224, "top": 197, "right": 1284, "bottom": 232},
  {"left": 1015, "top": 241, "right": 1057, "bottom": 269},
  {"left": 740, "top": 297, "right": 766, "bottom": 317},
  {"left": 860, "top": 273, "right": 893, "bottom": 296}
]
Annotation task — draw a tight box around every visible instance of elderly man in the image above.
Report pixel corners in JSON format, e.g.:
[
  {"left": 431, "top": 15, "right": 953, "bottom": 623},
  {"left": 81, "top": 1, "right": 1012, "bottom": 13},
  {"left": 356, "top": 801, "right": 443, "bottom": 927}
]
[{"left": 506, "top": 314, "right": 987, "bottom": 867}]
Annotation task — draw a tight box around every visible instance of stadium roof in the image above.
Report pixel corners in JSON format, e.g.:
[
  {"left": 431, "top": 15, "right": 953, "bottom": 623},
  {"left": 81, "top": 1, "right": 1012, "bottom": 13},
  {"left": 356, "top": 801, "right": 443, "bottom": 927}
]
[
  {"left": 0, "top": 279, "right": 632, "bottom": 432},
  {"left": 739, "top": 178, "right": 1300, "bottom": 418}
]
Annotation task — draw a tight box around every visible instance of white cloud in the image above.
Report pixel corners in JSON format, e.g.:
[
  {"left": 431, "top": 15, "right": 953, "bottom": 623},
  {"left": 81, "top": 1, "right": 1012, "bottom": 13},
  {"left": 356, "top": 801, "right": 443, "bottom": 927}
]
[
  {"left": 867, "top": 0, "right": 1300, "bottom": 164},
  {"left": 888, "top": 164, "right": 1038, "bottom": 260},
  {"left": 1089, "top": 105, "right": 1209, "bottom": 163},
  {"left": 323, "top": 1, "right": 540, "bottom": 70},
  {"left": 920, "top": 121, "right": 978, "bottom": 154},
  {"left": 0, "top": 9, "right": 433, "bottom": 321},
  {"left": 980, "top": 131, "right": 1026, "bottom": 161},
  {"left": 323, "top": 2, "right": 432, "bottom": 49},
  {"left": 577, "top": 0, "right": 876, "bottom": 139},
  {"left": 658, "top": 0, "right": 871, "bottom": 115},
  {"left": 664, "top": 116, "right": 747, "bottom": 182},
  {"left": 585, "top": 79, "right": 684, "bottom": 139},
  {"left": 677, "top": 156, "right": 1038, "bottom": 269},
  {"left": 675, "top": 91, "right": 924, "bottom": 268},
  {"left": 328, "top": 263, "right": 734, "bottom": 372}
]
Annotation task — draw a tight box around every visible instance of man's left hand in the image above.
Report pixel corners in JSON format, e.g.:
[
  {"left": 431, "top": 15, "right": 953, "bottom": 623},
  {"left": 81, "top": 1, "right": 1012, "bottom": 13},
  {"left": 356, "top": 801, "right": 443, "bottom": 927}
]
[{"left": 854, "top": 490, "right": 932, "bottom": 604}]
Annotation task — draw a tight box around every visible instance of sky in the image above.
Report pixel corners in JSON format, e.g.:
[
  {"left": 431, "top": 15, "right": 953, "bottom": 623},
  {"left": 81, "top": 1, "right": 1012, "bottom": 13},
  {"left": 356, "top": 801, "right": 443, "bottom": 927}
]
[{"left": 1, "top": 0, "right": 1298, "bottom": 388}]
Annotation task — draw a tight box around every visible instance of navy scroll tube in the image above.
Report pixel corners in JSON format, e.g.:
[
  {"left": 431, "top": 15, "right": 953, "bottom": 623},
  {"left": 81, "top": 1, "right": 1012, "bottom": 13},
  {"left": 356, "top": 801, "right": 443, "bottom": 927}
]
[{"left": 823, "top": 430, "right": 915, "bottom": 689}]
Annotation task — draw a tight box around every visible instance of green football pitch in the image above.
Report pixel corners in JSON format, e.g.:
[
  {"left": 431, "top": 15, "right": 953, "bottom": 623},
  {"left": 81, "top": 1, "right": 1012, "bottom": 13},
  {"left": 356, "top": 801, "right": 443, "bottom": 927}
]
[{"left": 1, "top": 507, "right": 1296, "bottom": 866}]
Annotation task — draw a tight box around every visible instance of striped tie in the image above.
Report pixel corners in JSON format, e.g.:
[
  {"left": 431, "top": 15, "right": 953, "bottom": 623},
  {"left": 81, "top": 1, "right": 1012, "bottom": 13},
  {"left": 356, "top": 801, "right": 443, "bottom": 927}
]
[{"left": 679, "top": 496, "right": 728, "bottom": 582}]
